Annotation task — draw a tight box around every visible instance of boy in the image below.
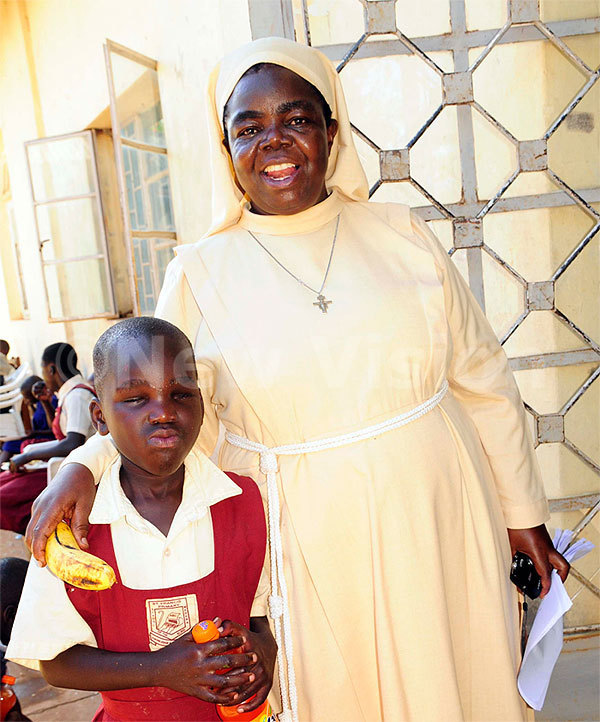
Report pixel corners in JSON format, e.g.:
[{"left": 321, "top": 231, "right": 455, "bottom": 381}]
[
  {"left": 7, "top": 318, "right": 275, "bottom": 721},
  {"left": 0, "top": 343, "right": 94, "bottom": 534}
]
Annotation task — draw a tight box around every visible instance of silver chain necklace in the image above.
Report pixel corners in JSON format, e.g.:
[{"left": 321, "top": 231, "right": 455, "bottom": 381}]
[{"left": 246, "top": 215, "right": 340, "bottom": 313}]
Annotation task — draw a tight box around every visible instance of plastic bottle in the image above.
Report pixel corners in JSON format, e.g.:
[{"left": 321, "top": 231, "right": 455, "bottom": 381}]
[
  {"left": 0, "top": 675, "right": 17, "bottom": 721},
  {"left": 192, "top": 620, "right": 275, "bottom": 722}
]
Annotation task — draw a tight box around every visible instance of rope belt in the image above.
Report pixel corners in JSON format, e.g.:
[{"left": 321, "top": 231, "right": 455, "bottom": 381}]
[{"left": 225, "top": 380, "right": 449, "bottom": 722}]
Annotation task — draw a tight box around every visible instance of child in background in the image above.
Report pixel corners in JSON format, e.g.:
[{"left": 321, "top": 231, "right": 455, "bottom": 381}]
[
  {"left": 0, "top": 342, "right": 19, "bottom": 419},
  {"left": 7, "top": 318, "right": 275, "bottom": 721},
  {"left": 0, "top": 557, "right": 31, "bottom": 722},
  {"left": 0, "top": 341, "right": 18, "bottom": 380},
  {"left": 0, "top": 343, "right": 95, "bottom": 534},
  {"left": 0, "top": 377, "right": 57, "bottom": 465}
]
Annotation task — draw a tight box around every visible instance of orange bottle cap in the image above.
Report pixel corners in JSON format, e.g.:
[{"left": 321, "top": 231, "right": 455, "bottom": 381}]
[
  {"left": 1, "top": 676, "right": 15, "bottom": 685},
  {"left": 192, "top": 619, "right": 219, "bottom": 644},
  {"left": 218, "top": 698, "right": 271, "bottom": 720}
]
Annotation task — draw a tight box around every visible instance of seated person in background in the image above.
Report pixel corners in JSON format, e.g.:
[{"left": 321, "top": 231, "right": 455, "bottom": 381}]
[
  {"left": 0, "top": 557, "right": 31, "bottom": 721},
  {"left": 7, "top": 317, "right": 275, "bottom": 721},
  {"left": 0, "top": 340, "right": 19, "bottom": 378},
  {"left": 0, "top": 344, "right": 95, "bottom": 534},
  {"left": 0, "top": 377, "right": 58, "bottom": 465},
  {"left": 0, "top": 341, "right": 19, "bottom": 417}
]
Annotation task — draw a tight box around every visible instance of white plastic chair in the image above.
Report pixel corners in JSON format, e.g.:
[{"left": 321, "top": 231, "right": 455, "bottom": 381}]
[
  {"left": 47, "top": 457, "right": 63, "bottom": 483},
  {"left": 0, "top": 363, "right": 32, "bottom": 439}
]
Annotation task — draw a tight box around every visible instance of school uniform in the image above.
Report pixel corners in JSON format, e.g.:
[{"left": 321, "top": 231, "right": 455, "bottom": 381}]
[
  {"left": 0, "top": 375, "right": 96, "bottom": 533},
  {"left": 7, "top": 448, "right": 268, "bottom": 721}
]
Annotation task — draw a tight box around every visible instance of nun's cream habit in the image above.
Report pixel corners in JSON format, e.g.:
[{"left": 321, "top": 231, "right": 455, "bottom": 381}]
[{"left": 67, "top": 37, "right": 549, "bottom": 722}]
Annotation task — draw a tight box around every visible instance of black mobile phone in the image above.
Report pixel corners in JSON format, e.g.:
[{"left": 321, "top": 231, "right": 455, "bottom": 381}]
[{"left": 510, "top": 551, "right": 542, "bottom": 599}]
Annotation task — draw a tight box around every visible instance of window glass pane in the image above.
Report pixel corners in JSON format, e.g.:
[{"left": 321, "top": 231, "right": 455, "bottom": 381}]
[
  {"left": 123, "top": 146, "right": 147, "bottom": 230},
  {"left": 148, "top": 176, "right": 175, "bottom": 230},
  {"left": 341, "top": 54, "right": 442, "bottom": 149},
  {"left": 470, "top": 40, "right": 588, "bottom": 140},
  {"left": 44, "top": 258, "right": 112, "bottom": 318},
  {"left": 36, "top": 198, "right": 104, "bottom": 261},
  {"left": 110, "top": 52, "right": 166, "bottom": 148},
  {"left": 122, "top": 147, "right": 175, "bottom": 231},
  {"left": 306, "top": 0, "right": 365, "bottom": 46},
  {"left": 132, "top": 237, "right": 176, "bottom": 314},
  {"left": 395, "top": 0, "right": 450, "bottom": 36},
  {"left": 540, "top": 0, "right": 600, "bottom": 22},
  {"left": 465, "top": 0, "right": 506, "bottom": 31},
  {"left": 27, "top": 135, "right": 95, "bottom": 201}
]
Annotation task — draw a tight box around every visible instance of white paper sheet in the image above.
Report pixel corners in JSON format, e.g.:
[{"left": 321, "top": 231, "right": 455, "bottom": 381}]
[{"left": 517, "top": 529, "right": 594, "bottom": 710}]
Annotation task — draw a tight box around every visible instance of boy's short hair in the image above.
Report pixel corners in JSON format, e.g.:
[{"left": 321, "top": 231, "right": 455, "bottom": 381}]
[
  {"left": 93, "top": 317, "right": 195, "bottom": 398},
  {"left": 0, "top": 340, "right": 9, "bottom": 355},
  {"left": 41, "top": 343, "right": 79, "bottom": 378}
]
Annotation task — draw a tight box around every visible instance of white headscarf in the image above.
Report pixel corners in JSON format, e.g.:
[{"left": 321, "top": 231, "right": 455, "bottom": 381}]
[{"left": 205, "top": 36, "right": 369, "bottom": 236}]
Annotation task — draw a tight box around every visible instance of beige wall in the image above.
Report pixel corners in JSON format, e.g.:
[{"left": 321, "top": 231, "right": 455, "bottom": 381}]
[{"left": 0, "top": 0, "right": 252, "bottom": 373}]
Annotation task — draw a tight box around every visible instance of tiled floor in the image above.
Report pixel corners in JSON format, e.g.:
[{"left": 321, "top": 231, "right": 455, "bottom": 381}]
[
  {"left": 537, "top": 633, "right": 600, "bottom": 722},
  {"left": 2, "top": 530, "right": 598, "bottom": 721}
]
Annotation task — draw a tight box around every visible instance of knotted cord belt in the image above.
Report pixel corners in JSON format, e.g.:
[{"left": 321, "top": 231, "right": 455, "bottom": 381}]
[{"left": 225, "top": 380, "right": 449, "bottom": 722}]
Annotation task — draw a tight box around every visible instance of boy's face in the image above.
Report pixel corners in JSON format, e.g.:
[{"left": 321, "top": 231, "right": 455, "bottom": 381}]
[{"left": 91, "top": 337, "right": 203, "bottom": 477}]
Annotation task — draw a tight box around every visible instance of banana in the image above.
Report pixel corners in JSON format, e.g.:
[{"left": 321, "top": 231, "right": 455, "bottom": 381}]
[{"left": 45, "top": 521, "right": 116, "bottom": 591}]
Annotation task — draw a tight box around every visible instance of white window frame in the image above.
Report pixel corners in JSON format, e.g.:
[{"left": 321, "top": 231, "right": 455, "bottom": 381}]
[
  {"left": 104, "top": 39, "right": 178, "bottom": 316},
  {"left": 25, "top": 129, "right": 117, "bottom": 322}
]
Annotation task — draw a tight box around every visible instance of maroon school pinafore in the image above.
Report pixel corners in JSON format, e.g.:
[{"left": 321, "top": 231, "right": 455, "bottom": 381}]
[{"left": 67, "top": 472, "right": 267, "bottom": 722}]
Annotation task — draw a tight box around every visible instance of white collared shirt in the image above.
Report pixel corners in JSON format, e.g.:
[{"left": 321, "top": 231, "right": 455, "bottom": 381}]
[
  {"left": 7, "top": 448, "right": 269, "bottom": 669},
  {"left": 56, "top": 374, "right": 95, "bottom": 438}
]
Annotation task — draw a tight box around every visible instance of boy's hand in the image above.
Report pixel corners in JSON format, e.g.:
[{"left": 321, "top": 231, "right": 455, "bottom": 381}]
[
  {"left": 153, "top": 630, "right": 259, "bottom": 704},
  {"left": 217, "top": 618, "right": 277, "bottom": 713}
]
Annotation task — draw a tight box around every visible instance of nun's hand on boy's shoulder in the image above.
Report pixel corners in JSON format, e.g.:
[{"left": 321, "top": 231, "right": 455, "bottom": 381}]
[
  {"left": 218, "top": 617, "right": 277, "bottom": 713},
  {"left": 153, "top": 629, "right": 259, "bottom": 704}
]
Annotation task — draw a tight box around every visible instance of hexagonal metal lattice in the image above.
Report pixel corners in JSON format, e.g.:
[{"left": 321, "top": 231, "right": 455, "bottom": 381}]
[
  {"left": 274, "top": 0, "right": 600, "bottom": 631},
  {"left": 519, "top": 139, "right": 548, "bottom": 172},
  {"left": 379, "top": 149, "right": 410, "bottom": 181}
]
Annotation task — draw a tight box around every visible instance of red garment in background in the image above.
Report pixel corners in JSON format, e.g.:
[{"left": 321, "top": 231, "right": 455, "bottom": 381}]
[
  {"left": 67, "top": 472, "right": 266, "bottom": 722},
  {"left": 19, "top": 437, "right": 50, "bottom": 452},
  {"left": 0, "top": 468, "right": 47, "bottom": 534},
  {"left": 0, "top": 383, "right": 95, "bottom": 533}
]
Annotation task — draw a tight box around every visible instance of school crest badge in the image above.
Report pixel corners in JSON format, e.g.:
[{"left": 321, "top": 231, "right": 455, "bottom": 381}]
[{"left": 145, "top": 594, "right": 199, "bottom": 651}]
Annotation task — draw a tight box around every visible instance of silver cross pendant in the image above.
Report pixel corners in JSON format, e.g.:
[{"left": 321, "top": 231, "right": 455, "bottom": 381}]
[{"left": 314, "top": 294, "right": 332, "bottom": 313}]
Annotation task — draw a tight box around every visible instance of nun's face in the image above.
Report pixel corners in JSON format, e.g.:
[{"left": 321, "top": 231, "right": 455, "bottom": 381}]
[{"left": 224, "top": 65, "right": 338, "bottom": 216}]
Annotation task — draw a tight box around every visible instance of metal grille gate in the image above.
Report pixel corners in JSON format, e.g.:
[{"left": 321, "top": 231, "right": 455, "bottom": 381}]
[{"left": 250, "top": 0, "right": 600, "bottom": 631}]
